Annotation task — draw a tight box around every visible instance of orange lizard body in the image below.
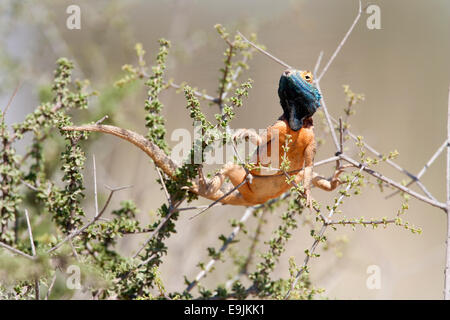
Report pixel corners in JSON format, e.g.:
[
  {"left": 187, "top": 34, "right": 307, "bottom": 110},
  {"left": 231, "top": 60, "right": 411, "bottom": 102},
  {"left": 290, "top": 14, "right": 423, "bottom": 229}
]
[
  {"left": 215, "top": 117, "right": 316, "bottom": 205},
  {"left": 198, "top": 69, "right": 343, "bottom": 206}
]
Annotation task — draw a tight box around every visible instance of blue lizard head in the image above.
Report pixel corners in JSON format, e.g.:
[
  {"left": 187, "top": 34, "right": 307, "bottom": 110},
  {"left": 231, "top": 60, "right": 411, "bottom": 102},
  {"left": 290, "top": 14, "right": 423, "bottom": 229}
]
[{"left": 278, "top": 69, "right": 322, "bottom": 131}]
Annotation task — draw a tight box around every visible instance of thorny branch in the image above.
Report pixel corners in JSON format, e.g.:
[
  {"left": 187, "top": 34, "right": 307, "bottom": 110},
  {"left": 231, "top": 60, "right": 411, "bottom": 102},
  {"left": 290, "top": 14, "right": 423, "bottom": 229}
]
[
  {"left": 285, "top": 168, "right": 363, "bottom": 299},
  {"left": 445, "top": 86, "right": 450, "bottom": 300},
  {"left": 186, "top": 193, "right": 290, "bottom": 293},
  {"left": 236, "top": 0, "right": 449, "bottom": 300},
  {"left": 2, "top": 0, "right": 448, "bottom": 300},
  {"left": 47, "top": 184, "right": 133, "bottom": 254}
]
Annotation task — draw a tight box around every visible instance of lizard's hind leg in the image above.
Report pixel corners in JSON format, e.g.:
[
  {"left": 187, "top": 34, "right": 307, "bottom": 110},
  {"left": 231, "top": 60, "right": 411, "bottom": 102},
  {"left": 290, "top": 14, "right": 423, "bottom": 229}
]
[
  {"left": 198, "top": 163, "right": 256, "bottom": 204},
  {"left": 222, "top": 163, "right": 255, "bottom": 201},
  {"left": 196, "top": 163, "right": 256, "bottom": 205},
  {"left": 310, "top": 165, "right": 349, "bottom": 191},
  {"left": 197, "top": 163, "right": 243, "bottom": 195}
]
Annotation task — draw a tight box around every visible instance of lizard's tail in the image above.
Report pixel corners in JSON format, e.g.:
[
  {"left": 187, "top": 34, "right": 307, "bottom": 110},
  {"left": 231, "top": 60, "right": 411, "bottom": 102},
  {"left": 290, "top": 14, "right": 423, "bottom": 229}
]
[
  {"left": 61, "top": 124, "right": 252, "bottom": 206},
  {"left": 61, "top": 125, "right": 180, "bottom": 179}
]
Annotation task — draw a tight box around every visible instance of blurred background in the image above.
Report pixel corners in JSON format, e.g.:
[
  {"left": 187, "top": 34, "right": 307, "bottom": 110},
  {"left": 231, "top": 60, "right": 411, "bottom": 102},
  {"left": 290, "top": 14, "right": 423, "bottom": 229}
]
[{"left": 1, "top": 0, "right": 450, "bottom": 299}]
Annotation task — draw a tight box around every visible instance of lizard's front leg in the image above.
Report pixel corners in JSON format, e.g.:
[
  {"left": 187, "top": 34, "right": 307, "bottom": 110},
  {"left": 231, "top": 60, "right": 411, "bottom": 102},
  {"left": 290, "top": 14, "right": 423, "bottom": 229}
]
[
  {"left": 232, "top": 128, "right": 262, "bottom": 146},
  {"left": 303, "top": 140, "right": 316, "bottom": 209}
]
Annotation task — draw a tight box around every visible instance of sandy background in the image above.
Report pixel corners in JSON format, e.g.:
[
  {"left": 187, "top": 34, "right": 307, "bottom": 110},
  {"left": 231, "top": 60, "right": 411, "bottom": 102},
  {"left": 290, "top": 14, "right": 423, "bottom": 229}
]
[{"left": 1, "top": 0, "right": 450, "bottom": 299}]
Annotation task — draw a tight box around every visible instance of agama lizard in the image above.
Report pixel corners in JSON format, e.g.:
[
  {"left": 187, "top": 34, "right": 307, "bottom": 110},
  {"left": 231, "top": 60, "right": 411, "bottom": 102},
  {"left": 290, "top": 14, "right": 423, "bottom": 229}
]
[{"left": 62, "top": 69, "right": 345, "bottom": 207}]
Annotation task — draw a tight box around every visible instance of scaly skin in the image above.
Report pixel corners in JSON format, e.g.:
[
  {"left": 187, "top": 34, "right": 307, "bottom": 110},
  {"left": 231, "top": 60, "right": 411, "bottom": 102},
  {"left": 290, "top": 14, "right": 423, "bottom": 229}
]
[
  {"left": 62, "top": 69, "right": 345, "bottom": 207},
  {"left": 206, "top": 69, "right": 343, "bottom": 206}
]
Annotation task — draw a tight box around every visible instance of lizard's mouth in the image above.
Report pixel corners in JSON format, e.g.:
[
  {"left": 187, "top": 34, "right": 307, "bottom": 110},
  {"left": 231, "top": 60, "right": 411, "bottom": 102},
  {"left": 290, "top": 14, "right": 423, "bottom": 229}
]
[{"left": 283, "top": 69, "right": 295, "bottom": 77}]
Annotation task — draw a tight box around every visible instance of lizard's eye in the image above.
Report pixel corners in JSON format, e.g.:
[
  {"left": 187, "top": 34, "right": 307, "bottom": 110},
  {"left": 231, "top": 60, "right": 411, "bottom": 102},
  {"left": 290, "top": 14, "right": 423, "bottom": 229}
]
[{"left": 302, "top": 72, "right": 313, "bottom": 83}]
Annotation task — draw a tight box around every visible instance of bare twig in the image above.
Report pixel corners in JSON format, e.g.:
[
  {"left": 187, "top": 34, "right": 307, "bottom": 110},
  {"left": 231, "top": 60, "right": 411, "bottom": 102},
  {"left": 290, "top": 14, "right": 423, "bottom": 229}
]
[
  {"left": 313, "top": 51, "right": 324, "bottom": 78},
  {"left": 339, "top": 118, "right": 344, "bottom": 154},
  {"left": 331, "top": 116, "right": 437, "bottom": 201},
  {"left": 315, "top": 156, "right": 340, "bottom": 167},
  {"left": 132, "top": 198, "right": 185, "bottom": 259},
  {"left": 156, "top": 166, "right": 172, "bottom": 207},
  {"left": 45, "top": 271, "right": 57, "bottom": 300},
  {"left": 316, "top": 0, "right": 362, "bottom": 82},
  {"left": 69, "top": 239, "right": 79, "bottom": 260},
  {"left": 0, "top": 242, "right": 35, "bottom": 260},
  {"left": 316, "top": 81, "right": 340, "bottom": 150},
  {"left": 95, "top": 115, "right": 109, "bottom": 125},
  {"left": 237, "top": 31, "right": 292, "bottom": 69},
  {"left": 308, "top": 0, "right": 362, "bottom": 151},
  {"left": 167, "top": 81, "right": 217, "bottom": 102},
  {"left": 407, "top": 140, "right": 448, "bottom": 183},
  {"left": 47, "top": 184, "right": 133, "bottom": 254},
  {"left": 47, "top": 217, "right": 103, "bottom": 254},
  {"left": 340, "top": 154, "right": 446, "bottom": 211},
  {"left": 2, "top": 81, "right": 23, "bottom": 117},
  {"left": 445, "top": 85, "right": 450, "bottom": 300},
  {"left": 24, "top": 209, "right": 36, "bottom": 256},
  {"left": 328, "top": 218, "right": 396, "bottom": 226},
  {"left": 24, "top": 208, "right": 40, "bottom": 299},
  {"left": 101, "top": 184, "right": 133, "bottom": 216},
  {"left": 386, "top": 139, "right": 448, "bottom": 199},
  {"left": 336, "top": 117, "right": 344, "bottom": 169},
  {"left": 21, "top": 179, "right": 39, "bottom": 192},
  {"left": 93, "top": 155, "right": 99, "bottom": 218},
  {"left": 178, "top": 205, "right": 218, "bottom": 211}
]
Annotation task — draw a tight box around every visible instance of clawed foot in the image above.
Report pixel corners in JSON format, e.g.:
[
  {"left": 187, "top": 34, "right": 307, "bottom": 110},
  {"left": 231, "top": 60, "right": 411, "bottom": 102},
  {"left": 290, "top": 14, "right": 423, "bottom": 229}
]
[
  {"left": 304, "top": 187, "right": 315, "bottom": 210},
  {"left": 197, "top": 167, "right": 207, "bottom": 187},
  {"left": 232, "top": 128, "right": 262, "bottom": 146},
  {"left": 303, "top": 165, "right": 314, "bottom": 210},
  {"left": 330, "top": 164, "right": 353, "bottom": 189},
  {"left": 197, "top": 167, "right": 216, "bottom": 196},
  {"left": 196, "top": 165, "right": 235, "bottom": 197}
]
